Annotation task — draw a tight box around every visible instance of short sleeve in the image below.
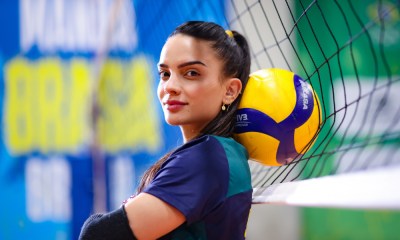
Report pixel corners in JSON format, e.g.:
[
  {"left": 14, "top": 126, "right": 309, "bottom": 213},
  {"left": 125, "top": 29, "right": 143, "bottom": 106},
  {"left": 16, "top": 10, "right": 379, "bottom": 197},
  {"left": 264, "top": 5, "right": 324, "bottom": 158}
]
[{"left": 142, "top": 135, "right": 230, "bottom": 225}]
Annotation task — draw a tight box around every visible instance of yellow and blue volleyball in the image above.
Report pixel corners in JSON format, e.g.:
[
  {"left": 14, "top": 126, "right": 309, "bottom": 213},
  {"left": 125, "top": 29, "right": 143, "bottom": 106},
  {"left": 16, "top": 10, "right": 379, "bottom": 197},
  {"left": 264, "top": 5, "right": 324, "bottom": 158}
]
[{"left": 233, "top": 69, "right": 321, "bottom": 166}]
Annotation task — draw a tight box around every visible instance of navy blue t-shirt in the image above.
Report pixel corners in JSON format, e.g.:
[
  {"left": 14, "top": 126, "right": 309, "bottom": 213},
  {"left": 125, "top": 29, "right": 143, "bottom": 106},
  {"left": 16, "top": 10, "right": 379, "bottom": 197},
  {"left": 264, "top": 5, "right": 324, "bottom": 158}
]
[{"left": 143, "top": 135, "right": 252, "bottom": 240}]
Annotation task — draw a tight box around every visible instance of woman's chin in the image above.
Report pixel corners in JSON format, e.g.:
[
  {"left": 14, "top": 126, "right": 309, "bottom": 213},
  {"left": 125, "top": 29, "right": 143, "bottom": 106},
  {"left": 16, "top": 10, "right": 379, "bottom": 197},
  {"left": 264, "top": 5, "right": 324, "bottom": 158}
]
[{"left": 164, "top": 117, "right": 185, "bottom": 126}]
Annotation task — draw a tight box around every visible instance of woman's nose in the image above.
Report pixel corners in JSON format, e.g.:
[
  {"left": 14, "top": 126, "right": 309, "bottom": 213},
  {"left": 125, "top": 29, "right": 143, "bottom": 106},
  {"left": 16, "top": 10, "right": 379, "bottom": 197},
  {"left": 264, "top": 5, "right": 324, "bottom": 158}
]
[{"left": 164, "top": 73, "right": 180, "bottom": 95}]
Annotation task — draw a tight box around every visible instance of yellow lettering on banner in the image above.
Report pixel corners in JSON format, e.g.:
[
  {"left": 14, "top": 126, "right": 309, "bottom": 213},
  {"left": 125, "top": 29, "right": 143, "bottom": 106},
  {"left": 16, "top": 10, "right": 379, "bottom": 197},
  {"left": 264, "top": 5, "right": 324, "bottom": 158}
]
[
  {"left": 69, "top": 60, "right": 90, "bottom": 148},
  {"left": 130, "top": 58, "right": 161, "bottom": 152},
  {"left": 38, "top": 59, "right": 63, "bottom": 151},
  {"left": 98, "top": 60, "right": 124, "bottom": 149},
  {"left": 3, "top": 57, "right": 90, "bottom": 155},
  {"left": 4, "top": 56, "right": 160, "bottom": 155},
  {"left": 98, "top": 56, "right": 162, "bottom": 153},
  {"left": 4, "top": 58, "right": 34, "bottom": 153}
]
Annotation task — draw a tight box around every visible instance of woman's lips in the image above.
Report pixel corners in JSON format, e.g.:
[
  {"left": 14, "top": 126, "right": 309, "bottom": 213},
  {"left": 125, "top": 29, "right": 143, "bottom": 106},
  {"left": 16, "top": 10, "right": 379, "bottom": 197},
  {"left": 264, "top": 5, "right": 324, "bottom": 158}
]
[{"left": 164, "top": 100, "right": 188, "bottom": 111}]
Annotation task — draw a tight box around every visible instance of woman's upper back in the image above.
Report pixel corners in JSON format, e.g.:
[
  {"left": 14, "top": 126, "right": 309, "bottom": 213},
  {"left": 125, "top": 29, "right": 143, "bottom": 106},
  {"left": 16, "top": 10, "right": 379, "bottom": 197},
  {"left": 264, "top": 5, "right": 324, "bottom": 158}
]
[{"left": 143, "top": 135, "right": 252, "bottom": 240}]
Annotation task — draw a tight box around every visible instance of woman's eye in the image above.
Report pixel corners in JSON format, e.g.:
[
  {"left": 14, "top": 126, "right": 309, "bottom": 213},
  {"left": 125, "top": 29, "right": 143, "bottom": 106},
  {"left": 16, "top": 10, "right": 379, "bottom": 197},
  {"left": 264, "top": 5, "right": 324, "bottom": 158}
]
[
  {"left": 185, "top": 71, "right": 200, "bottom": 77},
  {"left": 159, "top": 71, "right": 170, "bottom": 79}
]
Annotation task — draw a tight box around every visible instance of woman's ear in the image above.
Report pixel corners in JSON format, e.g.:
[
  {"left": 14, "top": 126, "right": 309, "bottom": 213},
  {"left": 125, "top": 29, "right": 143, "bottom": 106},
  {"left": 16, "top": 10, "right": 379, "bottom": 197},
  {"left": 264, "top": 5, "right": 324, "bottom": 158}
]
[{"left": 224, "top": 78, "right": 242, "bottom": 104}]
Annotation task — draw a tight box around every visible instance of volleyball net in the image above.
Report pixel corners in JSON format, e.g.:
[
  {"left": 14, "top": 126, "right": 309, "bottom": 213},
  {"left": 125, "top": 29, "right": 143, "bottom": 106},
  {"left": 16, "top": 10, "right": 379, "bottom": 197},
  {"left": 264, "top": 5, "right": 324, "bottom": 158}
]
[{"left": 222, "top": 0, "right": 400, "bottom": 208}]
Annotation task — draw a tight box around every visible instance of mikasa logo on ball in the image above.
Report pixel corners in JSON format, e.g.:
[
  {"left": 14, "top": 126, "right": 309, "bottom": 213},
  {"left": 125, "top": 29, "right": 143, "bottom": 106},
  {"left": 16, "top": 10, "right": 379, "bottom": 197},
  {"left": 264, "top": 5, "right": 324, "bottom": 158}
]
[{"left": 300, "top": 81, "right": 309, "bottom": 110}]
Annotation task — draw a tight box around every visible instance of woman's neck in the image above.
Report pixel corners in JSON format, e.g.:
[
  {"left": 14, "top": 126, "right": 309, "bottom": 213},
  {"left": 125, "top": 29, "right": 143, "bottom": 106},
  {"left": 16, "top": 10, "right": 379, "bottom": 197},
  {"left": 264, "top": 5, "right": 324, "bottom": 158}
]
[{"left": 180, "top": 122, "right": 208, "bottom": 143}]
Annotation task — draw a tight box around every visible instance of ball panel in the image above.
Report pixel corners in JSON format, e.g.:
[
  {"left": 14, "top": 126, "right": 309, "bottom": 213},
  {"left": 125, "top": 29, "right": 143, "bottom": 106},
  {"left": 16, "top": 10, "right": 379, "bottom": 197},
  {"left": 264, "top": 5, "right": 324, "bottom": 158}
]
[
  {"left": 234, "top": 108, "right": 283, "bottom": 140},
  {"left": 294, "top": 88, "right": 322, "bottom": 154},
  {"left": 239, "top": 69, "right": 296, "bottom": 123},
  {"left": 233, "top": 132, "right": 281, "bottom": 166},
  {"left": 276, "top": 130, "right": 302, "bottom": 165},
  {"left": 277, "top": 75, "right": 315, "bottom": 130}
]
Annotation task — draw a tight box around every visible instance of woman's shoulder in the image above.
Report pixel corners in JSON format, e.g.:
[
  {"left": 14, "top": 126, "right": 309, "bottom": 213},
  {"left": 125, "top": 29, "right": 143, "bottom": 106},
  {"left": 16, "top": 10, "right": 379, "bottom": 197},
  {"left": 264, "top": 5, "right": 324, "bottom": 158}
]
[
  {"left": 167, "top": 135, "right": 230, "bottom": 166},
  {"left": 206, "top": 135, "right": 252, "bottom": 197},
  {"left": 155, "top": 134, "right": 252, "bottom": 201},
  {"left": 162, "top": 135, "right": 250, "bottom": 182},
  {"left": 209, "top": 135, "right": 249, "bottom": 160}
]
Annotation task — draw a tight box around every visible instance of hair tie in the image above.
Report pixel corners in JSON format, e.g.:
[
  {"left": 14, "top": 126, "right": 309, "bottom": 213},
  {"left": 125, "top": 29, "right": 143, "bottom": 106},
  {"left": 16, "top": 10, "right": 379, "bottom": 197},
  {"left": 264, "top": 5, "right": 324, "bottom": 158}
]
[{"left": 225, "top": 30, "right": 234, "bottom": 38}]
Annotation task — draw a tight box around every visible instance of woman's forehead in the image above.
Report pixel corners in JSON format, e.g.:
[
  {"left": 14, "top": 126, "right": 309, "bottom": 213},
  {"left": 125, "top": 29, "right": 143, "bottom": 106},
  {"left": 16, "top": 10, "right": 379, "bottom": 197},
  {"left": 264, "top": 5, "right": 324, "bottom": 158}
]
[{"left": 160, "top": 34, "right": 217, "bottom": 67}]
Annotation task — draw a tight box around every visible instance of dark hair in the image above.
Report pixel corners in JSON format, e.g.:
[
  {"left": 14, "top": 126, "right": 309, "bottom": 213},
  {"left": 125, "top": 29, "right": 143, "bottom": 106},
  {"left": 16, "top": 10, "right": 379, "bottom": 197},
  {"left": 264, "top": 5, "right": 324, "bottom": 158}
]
[{"left": 136, "top": 21, "right": 251, "bottom": 193}]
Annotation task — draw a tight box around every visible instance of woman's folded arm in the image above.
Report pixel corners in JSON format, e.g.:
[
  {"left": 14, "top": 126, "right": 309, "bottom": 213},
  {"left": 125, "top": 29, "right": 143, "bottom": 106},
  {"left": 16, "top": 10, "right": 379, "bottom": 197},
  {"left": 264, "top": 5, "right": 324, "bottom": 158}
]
[
  {"left": 79, "top": 192, "right": 185, "bottom": 240},
  {"left": 79, "top": 205, "right": 137, "bottom": 240}
]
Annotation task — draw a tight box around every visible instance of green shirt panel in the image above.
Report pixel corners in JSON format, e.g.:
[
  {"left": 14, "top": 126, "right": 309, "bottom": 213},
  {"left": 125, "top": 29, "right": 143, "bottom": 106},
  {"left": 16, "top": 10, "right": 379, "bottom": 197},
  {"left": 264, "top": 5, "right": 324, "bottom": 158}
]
[{"left": 212, "top": 136, "right": 252, "bottom": 198}]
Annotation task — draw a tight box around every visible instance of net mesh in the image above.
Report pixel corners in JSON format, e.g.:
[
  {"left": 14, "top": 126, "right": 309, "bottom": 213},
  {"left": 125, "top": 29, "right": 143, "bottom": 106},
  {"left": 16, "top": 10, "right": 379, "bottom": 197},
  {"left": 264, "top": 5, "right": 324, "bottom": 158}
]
[{"left": 136, "top": 0, "right": 400, "bottom": 188}]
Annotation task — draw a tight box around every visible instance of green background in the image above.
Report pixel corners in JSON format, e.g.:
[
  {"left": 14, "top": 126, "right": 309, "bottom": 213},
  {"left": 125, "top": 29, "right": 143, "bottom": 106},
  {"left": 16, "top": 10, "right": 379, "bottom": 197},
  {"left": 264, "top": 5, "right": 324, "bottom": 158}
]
[{"left": 294, "top": 0, "right": 400, "bottom": 239}]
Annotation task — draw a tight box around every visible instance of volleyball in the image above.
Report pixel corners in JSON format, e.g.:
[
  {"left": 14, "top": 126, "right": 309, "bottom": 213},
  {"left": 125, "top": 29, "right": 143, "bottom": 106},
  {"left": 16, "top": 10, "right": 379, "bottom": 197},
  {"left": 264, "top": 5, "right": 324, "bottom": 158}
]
[{"left": 233, "top": 69, "right": 321, "bottom": 166}]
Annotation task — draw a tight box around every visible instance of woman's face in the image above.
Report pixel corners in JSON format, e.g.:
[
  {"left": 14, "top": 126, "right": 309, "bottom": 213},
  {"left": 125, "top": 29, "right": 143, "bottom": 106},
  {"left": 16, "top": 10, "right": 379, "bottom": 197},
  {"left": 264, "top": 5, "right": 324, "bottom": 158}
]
[{"left": 157, "top": 34, "right": 226, "bottom": 130}]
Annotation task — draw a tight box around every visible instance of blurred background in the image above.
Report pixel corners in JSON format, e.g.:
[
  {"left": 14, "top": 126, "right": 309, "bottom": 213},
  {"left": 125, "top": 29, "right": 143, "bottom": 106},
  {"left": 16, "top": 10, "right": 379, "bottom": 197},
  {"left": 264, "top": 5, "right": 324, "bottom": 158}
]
[{"left": 0, "top": 0, "right": 399, "bottom": 239}]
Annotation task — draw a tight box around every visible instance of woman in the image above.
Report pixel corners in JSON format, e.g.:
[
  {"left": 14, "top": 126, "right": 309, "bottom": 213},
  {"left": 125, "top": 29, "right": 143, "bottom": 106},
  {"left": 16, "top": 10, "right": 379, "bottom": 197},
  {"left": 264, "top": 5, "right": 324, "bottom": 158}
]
[{"left": 80, "top": 21, "right": 252, "bottom": 240}]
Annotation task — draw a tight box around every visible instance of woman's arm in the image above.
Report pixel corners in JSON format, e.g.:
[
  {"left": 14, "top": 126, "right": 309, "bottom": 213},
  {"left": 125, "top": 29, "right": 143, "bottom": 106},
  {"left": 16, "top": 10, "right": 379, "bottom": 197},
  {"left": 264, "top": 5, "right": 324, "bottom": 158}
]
[
  {"left": 125, "top": 193, "right": 186, "bottom": 240},
  {"left": 79, "top": 193, "right": 185, "bottom": 240}
]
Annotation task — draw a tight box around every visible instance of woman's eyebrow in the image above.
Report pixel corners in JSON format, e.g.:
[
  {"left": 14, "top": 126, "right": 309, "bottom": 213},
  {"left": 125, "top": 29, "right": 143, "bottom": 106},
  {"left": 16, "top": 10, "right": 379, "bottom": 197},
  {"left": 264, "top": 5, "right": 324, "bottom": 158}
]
[
  {"left": 178, "top": 61, "right": 207, "bottom": 68},
  {"left": 158, "top": 63, "right": 168, "bottom": 68},
  {"left": 157, "top": 61, "right": 207, "bottom": 69}
]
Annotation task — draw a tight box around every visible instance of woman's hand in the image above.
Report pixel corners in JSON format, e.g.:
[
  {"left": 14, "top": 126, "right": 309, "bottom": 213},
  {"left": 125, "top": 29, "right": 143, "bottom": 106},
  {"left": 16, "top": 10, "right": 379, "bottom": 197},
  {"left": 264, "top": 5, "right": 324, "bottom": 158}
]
[{"left": 124, "top": 193, "right": 186, "bottom": 240}]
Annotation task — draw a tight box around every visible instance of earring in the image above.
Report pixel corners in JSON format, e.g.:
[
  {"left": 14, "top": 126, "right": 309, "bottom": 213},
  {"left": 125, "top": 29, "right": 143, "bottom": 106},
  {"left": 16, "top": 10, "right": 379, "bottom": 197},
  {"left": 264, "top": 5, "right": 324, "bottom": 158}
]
[{"left": 222, "top": 100, "right": 231, "bottom": 111}]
